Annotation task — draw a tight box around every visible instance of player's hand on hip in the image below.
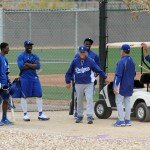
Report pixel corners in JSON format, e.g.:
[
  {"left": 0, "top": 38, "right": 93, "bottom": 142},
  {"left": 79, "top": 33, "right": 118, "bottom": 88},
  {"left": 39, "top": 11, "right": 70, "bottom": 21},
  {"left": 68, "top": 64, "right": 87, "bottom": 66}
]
[{"left": 66, "top": 83, "right": 71, "bottom": 89}]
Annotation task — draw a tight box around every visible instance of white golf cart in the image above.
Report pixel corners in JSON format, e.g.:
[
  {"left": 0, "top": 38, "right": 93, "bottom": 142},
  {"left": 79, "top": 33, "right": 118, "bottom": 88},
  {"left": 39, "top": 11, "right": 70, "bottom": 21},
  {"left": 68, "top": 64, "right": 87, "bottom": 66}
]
[{"left": 94, "top": 42, "right": 150, "bottom": 122}]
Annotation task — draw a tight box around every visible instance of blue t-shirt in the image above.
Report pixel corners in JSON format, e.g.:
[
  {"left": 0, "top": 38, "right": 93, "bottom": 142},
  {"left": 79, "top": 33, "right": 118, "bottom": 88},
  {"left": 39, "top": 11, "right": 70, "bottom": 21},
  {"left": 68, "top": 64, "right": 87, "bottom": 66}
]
[
  {"left": 17, "top": 51, "right": 41, "bottom": 80},
  {"left": 0, "top": 54, "right": 9, "bottom": 85}
]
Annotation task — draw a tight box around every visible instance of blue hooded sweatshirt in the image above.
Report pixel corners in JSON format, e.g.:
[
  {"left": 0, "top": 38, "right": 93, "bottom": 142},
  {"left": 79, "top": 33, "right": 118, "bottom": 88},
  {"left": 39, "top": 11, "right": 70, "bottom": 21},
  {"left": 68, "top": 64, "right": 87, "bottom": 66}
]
[
  {"left": 65, "top": 56, "right": 107, "bottom": 84},
  {"left": 114, "top": 56, "right": 135, "bottom": 97},
  {"left": 75, "top": 49, "right": 101, "bottom": 67}
]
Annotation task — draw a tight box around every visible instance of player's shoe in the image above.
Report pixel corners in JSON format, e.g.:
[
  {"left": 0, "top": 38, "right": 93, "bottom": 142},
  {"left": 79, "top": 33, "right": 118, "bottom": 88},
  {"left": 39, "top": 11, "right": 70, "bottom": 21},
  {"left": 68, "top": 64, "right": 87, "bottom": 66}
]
[
  {"left": 0, "top": 121, "right": 4, "bottom": 126},
  {"left": 87, "top": 116, "right": 93, "bottom": 124},
  {"left": 75, "top": 116, "right": 83, "bottom": 123},
  {"left": 114, "top": 120, "right": 125, "bottom": 127},
  {"left": 1, "top": 118, "right": 14, "bottom": 125},
  {"left": 23, "top": 114, "right": 30, "bottom": 122},
  {"left": 125, "top": 120, "right": 131, "bottom": 126},
  {"left": 38, "top": 113, "right": 49, "bottom": 121}
]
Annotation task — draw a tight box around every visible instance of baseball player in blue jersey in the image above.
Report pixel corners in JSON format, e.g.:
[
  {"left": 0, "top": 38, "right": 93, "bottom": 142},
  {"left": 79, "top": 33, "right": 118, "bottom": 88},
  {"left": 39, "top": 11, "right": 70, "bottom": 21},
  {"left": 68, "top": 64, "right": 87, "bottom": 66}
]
[
  {"left": 66, "top": 45, "right": 109, "bottom": 124},
  {"left": 17, "top": 40, "right": 49, "bottom": 121},
  {"left": 141, "top": 43, "right": 150, "bottom": 63},
  {"left": 72, "top": 38, "right": 101, "bottom": 118},
  {"left": 113, "top": 44, "right": 135, "bottom": 127},
  {"left": 0, "top": 42, "right": 13, "bottom": 126}
]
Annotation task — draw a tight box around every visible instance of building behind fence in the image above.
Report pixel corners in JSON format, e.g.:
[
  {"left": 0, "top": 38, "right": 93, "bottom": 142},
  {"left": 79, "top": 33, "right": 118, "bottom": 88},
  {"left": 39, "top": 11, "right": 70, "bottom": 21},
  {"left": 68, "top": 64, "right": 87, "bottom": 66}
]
[{"left": 0, "top": 2, "right": 149, "bottom": 102}]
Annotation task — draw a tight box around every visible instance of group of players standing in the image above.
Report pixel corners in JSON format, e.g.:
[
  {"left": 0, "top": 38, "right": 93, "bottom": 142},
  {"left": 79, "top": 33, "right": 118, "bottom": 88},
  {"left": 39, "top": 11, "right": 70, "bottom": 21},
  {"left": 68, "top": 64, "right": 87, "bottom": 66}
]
[
  {"left": 0, "top": 38, "right": 149, "bottom": 127},
  {"left": 0, "top": 40, "right": 49, "bottom": 126},
  {"left": 65, "top": 39, "right": 150, "bottom": 126}
]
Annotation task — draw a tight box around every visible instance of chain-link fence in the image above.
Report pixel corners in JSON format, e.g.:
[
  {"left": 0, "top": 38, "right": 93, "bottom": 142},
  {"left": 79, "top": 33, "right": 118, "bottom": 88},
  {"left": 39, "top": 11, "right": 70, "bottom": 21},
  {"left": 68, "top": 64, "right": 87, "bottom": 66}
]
[{"left": 0, "top": 3, "right": 149, "bottom": 104}]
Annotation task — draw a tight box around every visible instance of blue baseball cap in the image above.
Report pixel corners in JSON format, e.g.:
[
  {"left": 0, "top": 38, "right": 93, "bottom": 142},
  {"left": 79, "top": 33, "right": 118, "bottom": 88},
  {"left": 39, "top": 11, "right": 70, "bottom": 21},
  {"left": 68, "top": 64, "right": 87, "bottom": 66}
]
[
  {"left": 79, "top": 45, "right": 87, "bottom": 52},
  {"left": 24, "top": 40, "right": 34, "bottom": 46},
  {"left": 121, "top": 44, "right": 131, "bottom": 51}
]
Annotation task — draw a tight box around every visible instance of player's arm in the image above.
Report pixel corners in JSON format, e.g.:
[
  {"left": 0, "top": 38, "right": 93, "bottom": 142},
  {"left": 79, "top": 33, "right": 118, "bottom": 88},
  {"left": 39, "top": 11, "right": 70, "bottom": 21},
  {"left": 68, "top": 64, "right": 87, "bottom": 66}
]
[
  {"left": 113, "top": 61, "right": 124, "bottom": 94},
  {"left": 91, "top": 60, "right": 109, "bottom": 83},
  {"left": 65, "top": 60, "right": 75, "bottom": 89},
  {"left": 17, "top": 55, "right": 30, "bottom": 70},
  {"left": 25, "top": 55, "right": 41, "bottom": 70}
]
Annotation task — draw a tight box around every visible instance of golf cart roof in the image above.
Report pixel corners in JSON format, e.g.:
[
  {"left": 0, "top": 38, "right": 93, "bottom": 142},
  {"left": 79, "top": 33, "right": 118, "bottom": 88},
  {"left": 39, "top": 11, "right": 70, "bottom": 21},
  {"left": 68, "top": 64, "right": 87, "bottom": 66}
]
[{"left": 106, "top": 42, "right": 150, "bottom": 48}]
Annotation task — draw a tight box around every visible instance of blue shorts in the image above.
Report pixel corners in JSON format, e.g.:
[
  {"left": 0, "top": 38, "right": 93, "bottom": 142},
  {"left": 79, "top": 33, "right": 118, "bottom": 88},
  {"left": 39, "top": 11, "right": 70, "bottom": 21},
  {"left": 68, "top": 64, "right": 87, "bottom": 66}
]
[
  {"left": 0, "top": 90, "right": 10, "bottom": 101},
  {"left": 20, "top": 78, "right": 42, "bottom": 98}
]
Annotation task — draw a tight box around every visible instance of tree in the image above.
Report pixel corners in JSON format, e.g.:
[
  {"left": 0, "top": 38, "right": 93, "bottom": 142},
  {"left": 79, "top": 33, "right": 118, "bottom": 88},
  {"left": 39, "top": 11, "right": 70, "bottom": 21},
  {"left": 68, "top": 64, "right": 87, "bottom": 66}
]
[{"left": 123, "top": 0, "right": 150, "bottom": 12}]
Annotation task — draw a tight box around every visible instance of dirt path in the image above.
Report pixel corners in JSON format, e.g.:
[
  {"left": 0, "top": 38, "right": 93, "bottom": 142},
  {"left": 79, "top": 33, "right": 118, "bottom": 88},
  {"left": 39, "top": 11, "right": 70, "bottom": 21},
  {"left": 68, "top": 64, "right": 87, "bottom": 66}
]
[{"left": 0, "top": 111, "right": 150, "bottom": 150}]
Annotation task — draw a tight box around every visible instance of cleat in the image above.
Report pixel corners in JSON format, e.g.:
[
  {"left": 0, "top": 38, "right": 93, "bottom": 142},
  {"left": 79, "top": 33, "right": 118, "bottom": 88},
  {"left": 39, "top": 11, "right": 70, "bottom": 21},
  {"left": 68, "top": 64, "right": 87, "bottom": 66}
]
[
  {"left": 0, "top": 121, "right": 4, "bottom": 126},
  {"left": 87, "top": 116, "right": 93, "bottom": 124},
  {"left": 23, "top": 114, "right": 30, "bottom": 122},
  {"left": 1, "top": 118, "right": 14, "bottom": 125},
  {"left": 75, "top": 116, "right": 83, "bottom": 123},
  {"left": 125, "top": 120, "right": 131, "bottom": 126},
  {"left": 114, "top": 120, "right": 125, "bottom": 127},
  {"left": 38, "top": 113, "right": 49, "bottom": 121}
]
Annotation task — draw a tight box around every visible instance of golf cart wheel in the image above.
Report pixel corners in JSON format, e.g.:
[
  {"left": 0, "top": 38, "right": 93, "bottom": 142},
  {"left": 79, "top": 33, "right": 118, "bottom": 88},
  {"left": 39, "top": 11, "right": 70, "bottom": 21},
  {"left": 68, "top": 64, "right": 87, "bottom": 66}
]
[
  {"left": 135, "top": 102, "right": 150, "bottom": 122},
  {"left": 94, "top": 100, "right": 112, "bottom": 119}
]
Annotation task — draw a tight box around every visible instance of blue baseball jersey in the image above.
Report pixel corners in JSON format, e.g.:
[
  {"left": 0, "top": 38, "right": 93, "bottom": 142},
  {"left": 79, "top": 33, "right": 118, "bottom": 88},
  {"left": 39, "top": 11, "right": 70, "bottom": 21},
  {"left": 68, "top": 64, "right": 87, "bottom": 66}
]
[
  {"left": 65, "top": 56, "right": 107, "bottom": 84},
  {"left": 114, "top": 56, "right": 135, "bottom": 97},
  {"left": 0, "top": 53, "right": 9, "bottom": 85},
  {"left": 145, "top": 55, "right": 150, "bottom": 63},
  {"left": 17, "top": 51, "right": 41, "bottom": 80}
]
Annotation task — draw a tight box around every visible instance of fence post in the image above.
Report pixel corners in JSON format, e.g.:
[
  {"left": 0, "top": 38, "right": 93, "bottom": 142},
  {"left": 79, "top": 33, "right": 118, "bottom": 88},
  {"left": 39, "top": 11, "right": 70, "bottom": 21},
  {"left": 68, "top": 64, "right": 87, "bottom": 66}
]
[
  {"left": 0, "top": 6, "right": 3, "bottom": 43},
  {"left": 29, "top": 12, "right": 32, "bottom": 40},
  {"left": 99, "top": 0, "right": 107, "bottom": 92},
  {"left": 75, "top": 11, "right": 78, "bottom": 53}
]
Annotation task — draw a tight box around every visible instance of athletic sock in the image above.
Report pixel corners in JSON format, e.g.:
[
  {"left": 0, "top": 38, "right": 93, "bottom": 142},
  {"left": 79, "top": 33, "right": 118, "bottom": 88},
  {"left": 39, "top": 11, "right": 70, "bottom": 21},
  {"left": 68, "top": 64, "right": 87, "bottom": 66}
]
[
  {"left": 36, "top": 97, "right": 43, "bottom": 115},
  {"left": 21, "top": 98, "right": 28, "bottom": 115}
]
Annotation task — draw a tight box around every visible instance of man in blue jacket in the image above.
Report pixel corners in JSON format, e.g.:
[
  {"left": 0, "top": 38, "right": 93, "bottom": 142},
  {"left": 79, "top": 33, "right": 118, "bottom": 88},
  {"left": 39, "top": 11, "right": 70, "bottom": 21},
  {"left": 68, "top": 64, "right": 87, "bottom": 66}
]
[
  {"left": 17, "top": 40, "right": 49, "bottom": 121},
  {"left": 141, "top": 43, "right": 150, "bottom": 63},
  {"left": 0, "top": 42, "right": 13, "bottom": 126},
  {"left": 113, "top": 44, "right": 135, "bottom": 127},
  {"left": 72, "top": 38, "right": 100, "bottom": 118},
  {"left": 66, "top": 45, "right": 109, "bottom": 124}
]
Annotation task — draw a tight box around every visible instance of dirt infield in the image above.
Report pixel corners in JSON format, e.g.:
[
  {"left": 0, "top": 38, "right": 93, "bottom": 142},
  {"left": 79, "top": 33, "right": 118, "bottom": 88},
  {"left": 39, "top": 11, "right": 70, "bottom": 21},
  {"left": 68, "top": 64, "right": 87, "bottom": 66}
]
[
  {"left": 10, "top": 72, "right": 142, "bottom": 87},
  {"left": 0, "top": 111, "right": 150, "bottom": 150}
]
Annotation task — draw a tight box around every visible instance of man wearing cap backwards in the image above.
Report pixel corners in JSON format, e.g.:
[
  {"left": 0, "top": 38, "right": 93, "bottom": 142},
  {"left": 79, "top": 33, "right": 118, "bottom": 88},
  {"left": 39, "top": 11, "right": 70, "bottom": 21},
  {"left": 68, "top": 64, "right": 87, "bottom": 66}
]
[
  {"left": 113, "top": 44, "right": 135, "bottom": 127},
  {"left": 141, "top": 43, "right": 150, "bottom": 63},
  {"left": 65, "top": 45, "right": 109, "bottom": 124},
  {"left": 17, "top": 40, "right": 49, "bottom": 121}
]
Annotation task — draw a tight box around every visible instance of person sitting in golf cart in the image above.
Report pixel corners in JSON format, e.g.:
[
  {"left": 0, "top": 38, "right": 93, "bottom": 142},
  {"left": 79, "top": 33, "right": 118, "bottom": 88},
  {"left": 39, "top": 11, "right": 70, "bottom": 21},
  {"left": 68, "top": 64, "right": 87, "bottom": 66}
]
[{"left": 141, "top": 43, "right": 150, "bottom": 63}]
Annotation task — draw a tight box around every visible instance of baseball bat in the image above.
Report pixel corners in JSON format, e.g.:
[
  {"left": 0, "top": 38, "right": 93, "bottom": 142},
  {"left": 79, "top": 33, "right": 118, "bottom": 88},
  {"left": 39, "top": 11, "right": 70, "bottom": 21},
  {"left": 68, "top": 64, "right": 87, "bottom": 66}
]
[
  {"left": 10, "top": 96, "right": 15, "bottom": 123},
  {"left": 138, "top": 65, "right": 150, "bottom": 72}
]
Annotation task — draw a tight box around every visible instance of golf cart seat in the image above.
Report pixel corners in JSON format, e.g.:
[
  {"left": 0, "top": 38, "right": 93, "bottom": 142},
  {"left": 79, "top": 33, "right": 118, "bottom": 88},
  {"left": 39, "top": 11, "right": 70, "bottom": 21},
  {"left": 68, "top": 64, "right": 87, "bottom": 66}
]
[
  {"left": 140, "top": 73, "right": 150, "bottom": 91},
  {"left": 134, "top": 80, "right": 144, "bottom": 89}
]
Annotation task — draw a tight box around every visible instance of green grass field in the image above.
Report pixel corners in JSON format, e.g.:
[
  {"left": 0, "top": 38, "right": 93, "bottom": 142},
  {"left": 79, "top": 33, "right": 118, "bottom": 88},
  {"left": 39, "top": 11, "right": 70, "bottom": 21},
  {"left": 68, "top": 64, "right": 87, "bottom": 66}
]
[
  {"left": 7, "top": 47, "right": 142, "bottom": 100},
  {"left": 8, "top": 47, "right": 142, "bottom": 75}
]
